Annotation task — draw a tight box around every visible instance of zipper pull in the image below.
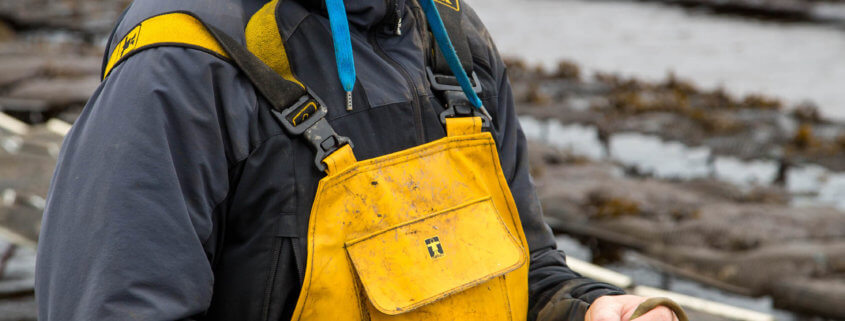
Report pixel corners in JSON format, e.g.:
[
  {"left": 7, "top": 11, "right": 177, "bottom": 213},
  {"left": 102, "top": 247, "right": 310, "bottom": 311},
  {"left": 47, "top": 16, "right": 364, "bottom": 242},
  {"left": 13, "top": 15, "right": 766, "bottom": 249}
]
[
  {"left": 395, "top": 16, "right": 402, "bottom": 36},
  {"left": 346, "top": 91, "right": 353, "bottom": 111}
]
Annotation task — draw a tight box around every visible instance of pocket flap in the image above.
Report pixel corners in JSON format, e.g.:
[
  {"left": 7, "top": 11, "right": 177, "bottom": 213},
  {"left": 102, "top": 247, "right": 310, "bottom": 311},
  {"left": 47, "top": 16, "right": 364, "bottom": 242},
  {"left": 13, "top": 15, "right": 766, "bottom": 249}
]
[{"left": 345, "top": 197, "right": 526, "bottom": 315}]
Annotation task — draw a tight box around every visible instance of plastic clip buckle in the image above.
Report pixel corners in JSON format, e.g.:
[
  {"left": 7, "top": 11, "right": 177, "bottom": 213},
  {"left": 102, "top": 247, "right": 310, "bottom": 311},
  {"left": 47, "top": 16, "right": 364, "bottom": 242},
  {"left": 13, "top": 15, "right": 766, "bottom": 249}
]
[
  {"left": 438, "top": 91, "right": 492, "bottom": 128},
  {"left": 272, "top": 92, "right": 353, "bottom": 171},
  {"left": 426, "top": 66, "right": 482, "bottom": 93},
  {"left": 426, "top": 67, "right": 490, "bottom": 127}
]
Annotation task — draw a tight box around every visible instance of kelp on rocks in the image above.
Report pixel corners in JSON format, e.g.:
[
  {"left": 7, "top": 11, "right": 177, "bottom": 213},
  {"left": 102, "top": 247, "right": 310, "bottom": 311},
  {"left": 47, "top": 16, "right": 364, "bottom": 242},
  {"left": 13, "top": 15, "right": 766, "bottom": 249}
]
[{"left": 507, "top": 57, "right": 845, "bottom": 171}]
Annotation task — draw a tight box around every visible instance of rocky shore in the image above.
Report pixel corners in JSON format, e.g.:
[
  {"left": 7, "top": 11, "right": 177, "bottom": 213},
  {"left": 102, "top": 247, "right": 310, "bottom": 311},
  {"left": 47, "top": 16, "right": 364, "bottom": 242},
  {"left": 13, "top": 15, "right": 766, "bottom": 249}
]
[
  {"left": 526, "top": 139, "right": 845, "bottom": 318},
  {"left": 509, "top": 54, "right": 845, "bottom": 318},
  {"left": 508, "top": 58, "right": 845, "bottom": 172},
  {"left": 508, "top": 57, "right": 845, "bottom": 317}
]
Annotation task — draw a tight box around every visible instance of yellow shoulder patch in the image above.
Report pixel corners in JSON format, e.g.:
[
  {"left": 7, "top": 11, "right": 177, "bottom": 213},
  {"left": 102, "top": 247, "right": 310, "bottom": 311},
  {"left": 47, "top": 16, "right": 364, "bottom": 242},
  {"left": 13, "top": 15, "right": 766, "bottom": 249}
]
[{"left": 103, "top": 13, "right": 229, "bottom": 80}]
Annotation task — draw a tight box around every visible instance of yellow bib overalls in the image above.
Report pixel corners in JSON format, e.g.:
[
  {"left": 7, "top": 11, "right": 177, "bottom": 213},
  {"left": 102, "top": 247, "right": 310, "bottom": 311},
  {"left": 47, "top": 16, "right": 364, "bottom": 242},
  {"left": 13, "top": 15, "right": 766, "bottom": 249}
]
[{"left": 292, "top": 116, "right": 530, "bottom": 320}]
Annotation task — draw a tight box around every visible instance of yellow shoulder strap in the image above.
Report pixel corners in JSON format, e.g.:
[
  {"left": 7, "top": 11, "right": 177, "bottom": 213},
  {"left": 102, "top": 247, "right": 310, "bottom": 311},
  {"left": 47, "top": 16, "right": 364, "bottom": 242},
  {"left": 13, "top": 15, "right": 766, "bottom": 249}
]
[
  {"left": 103, "top": 12, "right": 229, "bottom": 80},
  {"left": 446, "top": 117, "right": 483, "bottom": 136},
  {"left": 323, "top": 144, "right": 357, "bottom": 176},
  {"left": 103, "top": 7, "right": 304, "bottom": 89}
]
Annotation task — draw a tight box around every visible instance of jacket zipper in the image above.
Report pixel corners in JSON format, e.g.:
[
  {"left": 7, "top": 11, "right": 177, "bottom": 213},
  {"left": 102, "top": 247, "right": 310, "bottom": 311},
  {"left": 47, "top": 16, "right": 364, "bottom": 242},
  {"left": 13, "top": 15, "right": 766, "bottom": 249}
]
[
  {"left": 368, "top": 32, "right": 426, "bottom": 143},
  {"left": 381, "top": 0, "right": 403, "bottom": 36}
]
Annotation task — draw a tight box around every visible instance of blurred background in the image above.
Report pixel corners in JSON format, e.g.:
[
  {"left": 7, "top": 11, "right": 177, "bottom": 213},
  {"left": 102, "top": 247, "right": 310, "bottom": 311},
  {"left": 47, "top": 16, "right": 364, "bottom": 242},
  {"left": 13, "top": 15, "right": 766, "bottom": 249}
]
[{"left": 0, "top": 0, "right": 843, "bottom": 320}]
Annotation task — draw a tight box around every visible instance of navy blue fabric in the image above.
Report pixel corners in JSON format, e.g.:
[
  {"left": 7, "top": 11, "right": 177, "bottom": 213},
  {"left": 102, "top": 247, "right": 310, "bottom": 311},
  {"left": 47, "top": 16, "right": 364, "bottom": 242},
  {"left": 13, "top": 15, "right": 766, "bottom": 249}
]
[
  {"left": 36, "top": 1, "right": 624, "bottom": 320},
  {"left": 37, "top": 48, "right": 258, "bottom": 320}
]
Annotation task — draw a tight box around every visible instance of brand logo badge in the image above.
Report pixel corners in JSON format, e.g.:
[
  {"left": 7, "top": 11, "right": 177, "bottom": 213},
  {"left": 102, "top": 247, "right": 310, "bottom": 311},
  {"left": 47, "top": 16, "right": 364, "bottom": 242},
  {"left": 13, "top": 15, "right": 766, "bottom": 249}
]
[
  {"left": 119, "top": 25, "right": 142, "bottom": 58},
  {"left": 434, "top": 0, "right": 460, "bottom": 12},
  {"left": 425, "top": 236, "right": 445, "bottom": 259}
]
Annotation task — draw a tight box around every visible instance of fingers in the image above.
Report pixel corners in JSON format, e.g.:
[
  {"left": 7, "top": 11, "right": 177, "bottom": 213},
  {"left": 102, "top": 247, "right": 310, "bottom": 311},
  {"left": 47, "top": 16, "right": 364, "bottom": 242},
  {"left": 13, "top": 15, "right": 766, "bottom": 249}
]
[
  {"left": 587, "top": 295, "right": 681, "bottom": 321},
  {"left": 627, "top": 306, "right": 677, "bottom": 321}
]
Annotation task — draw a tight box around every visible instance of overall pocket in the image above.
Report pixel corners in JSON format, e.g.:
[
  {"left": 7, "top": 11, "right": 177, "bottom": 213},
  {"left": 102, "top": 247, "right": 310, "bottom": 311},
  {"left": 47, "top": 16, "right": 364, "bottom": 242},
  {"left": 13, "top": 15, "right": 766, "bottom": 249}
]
[{"left": 344, "top": 197, "right": 526, "bottom": 317}]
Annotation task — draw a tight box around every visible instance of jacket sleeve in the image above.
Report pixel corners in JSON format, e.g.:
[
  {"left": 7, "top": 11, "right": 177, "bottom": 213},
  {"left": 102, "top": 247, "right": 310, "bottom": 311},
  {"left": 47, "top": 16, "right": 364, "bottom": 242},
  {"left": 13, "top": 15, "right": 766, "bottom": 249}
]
[
  {"left": 464, "top": 9, "right": 627, "bottom": 321},
  {"left": 35, "top": 47, "right": 255, "bottom": 320}
]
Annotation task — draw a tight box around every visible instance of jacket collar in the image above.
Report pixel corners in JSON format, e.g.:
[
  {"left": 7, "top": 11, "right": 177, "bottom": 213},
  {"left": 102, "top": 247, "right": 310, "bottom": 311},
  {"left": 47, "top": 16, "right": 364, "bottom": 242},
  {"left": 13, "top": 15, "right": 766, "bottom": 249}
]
[{"left": 294, "top": 0, "right": 405, "bottom": 32}]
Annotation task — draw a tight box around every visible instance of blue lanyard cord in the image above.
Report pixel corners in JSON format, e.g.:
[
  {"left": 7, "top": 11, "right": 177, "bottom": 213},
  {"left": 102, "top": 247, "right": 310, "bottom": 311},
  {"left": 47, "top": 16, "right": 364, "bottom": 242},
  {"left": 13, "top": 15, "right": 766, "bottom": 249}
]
[
  {"left": 325, "top": 0, "right": 356, "bottom": 110},
  {"left": 419, "top": 0, "right": 484, "bottom": 109}
]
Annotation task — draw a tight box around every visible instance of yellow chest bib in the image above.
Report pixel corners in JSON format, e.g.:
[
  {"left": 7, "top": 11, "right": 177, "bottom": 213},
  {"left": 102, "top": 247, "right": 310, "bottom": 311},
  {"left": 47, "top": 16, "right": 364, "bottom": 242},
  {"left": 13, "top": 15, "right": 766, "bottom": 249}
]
[{"left": 293, "top": 117, "right": 530, "bottom": 320}]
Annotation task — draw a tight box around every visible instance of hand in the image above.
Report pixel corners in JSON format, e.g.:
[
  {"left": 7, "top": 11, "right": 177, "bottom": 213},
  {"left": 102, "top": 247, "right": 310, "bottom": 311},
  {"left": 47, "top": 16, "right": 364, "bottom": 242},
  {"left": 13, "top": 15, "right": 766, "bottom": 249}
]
[{"left": 585, "top": 295, "right": 678, "bottom": 321}]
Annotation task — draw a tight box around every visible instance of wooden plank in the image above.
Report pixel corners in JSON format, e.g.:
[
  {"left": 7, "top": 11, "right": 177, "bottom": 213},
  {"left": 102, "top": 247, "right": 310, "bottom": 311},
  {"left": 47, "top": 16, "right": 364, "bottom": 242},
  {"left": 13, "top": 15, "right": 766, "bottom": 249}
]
[
  {"left": 45, "top": 119, "right": 71, "bottom": 137},
  {"left": 0, "top": 113, "right": 28, "bottom": 136},
  {"left": 634, "top": 286, "right": 775, "bottom": 321}
]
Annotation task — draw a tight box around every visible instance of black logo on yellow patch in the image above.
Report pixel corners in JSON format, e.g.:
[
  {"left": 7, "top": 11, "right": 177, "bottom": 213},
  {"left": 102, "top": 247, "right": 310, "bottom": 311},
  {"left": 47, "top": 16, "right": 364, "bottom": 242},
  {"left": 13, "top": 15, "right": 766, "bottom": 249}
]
[
  {"left": 119, "top": 25, "right": 142, "bottom": 58},
  {"left": 434, "top": 0, "right": 460, "bottom": 12},
  {"left": 425, "top": 236, "right": 444, "bottom": 259}
]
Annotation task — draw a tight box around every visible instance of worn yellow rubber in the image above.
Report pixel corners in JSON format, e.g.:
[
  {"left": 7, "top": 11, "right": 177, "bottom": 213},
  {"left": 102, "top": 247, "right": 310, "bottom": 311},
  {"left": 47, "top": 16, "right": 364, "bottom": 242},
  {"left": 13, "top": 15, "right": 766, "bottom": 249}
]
[{"left": 630, "top": 297, "right": 689, "bottom": 321}]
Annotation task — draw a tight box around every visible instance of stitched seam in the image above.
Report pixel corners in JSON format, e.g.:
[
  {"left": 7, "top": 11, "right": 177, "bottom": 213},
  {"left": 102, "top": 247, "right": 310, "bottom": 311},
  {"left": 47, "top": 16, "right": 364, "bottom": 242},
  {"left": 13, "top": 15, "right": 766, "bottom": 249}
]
[
  {"left": 324, "top": 138, "right": 494, "bottom": 187},
  {"left": 489, "top": 140, "right": 529, "bottom": 246}
]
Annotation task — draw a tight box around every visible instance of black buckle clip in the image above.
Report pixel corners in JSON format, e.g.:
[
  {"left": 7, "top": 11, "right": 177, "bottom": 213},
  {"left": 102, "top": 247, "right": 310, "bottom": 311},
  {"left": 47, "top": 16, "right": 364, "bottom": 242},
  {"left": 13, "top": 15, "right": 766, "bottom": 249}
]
[
  {"left": 426, "top": 67, "right": 482, "bottom": 94},
  {"left": 426, "top": 67, "right": 490, "bottom": 128},
  {"left": 438, "top": 91, "right": 492, "bottom": 129},
  {"left": 272, "top": 92, "right": 353, "bottom": 171}
]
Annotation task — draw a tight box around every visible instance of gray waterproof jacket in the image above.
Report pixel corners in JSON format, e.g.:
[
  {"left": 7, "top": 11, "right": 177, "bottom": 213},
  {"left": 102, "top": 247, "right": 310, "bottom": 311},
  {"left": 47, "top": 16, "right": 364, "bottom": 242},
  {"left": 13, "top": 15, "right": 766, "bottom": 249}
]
[{"left": 35, "top": 0, "right": 624, "bottom": 320}]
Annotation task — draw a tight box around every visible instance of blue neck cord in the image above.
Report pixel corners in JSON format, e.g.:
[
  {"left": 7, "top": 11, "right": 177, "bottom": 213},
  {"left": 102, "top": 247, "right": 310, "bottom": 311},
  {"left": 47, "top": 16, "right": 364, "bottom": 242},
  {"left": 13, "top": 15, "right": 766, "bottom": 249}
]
[
  {"left": 419, "top": 0, "right": 484, "bottom": 109},
  {"left": 325, "top": 0, "right": 356, "bottom": 110}
]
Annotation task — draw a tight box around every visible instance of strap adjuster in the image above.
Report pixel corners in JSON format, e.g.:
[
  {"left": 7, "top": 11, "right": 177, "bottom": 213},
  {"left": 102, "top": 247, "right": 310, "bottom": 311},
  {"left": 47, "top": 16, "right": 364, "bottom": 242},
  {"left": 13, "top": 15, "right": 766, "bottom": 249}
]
[
  {"left": 438, "top": 91, "right": 492, "bottom": 129},
  {"left": 426, "top": 67, "right": 482, "bottom": 93},
  {"left": 427, "top": 67, "right": 490, "bottom": 128},
  {"left": 272, "top": 91, "right": 353, "bottom": 172},
  {"left": 277, "top": 94, "right": 326, "bottom": 135}
]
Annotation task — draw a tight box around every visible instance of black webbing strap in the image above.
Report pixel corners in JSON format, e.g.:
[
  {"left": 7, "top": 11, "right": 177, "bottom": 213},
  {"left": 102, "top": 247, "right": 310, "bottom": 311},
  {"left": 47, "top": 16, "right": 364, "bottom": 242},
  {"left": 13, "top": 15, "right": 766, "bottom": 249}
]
[
  {"left": 430, "top": 0, "right": 473, "bottom": 77},
  {"left": 204, "top": 20, "right": 351, "bottom": 172},
  {"left": 204, "top": 24, "right": 305, "bottom": 112}
]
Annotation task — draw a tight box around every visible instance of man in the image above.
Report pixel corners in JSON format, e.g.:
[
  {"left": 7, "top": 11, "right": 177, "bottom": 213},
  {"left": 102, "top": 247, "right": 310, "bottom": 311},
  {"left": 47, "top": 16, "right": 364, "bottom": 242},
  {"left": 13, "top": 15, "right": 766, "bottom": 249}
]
[{"left": 35, "top": 0, "right": 679, "bottom": 320}]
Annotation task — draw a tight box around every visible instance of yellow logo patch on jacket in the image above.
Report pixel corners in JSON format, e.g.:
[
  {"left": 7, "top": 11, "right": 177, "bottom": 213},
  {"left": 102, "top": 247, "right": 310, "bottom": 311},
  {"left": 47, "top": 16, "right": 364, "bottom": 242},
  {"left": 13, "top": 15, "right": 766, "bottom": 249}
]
[{"left": 434, "top": 0, "right": 460, "bottom": 11}]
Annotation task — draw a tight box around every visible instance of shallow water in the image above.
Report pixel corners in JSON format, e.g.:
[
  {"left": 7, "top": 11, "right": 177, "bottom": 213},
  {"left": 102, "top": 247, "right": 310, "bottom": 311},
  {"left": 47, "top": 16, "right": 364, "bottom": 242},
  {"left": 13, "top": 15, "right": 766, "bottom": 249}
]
[{"left": 472, "top": 0, "right": 845, "bottom": 121}]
